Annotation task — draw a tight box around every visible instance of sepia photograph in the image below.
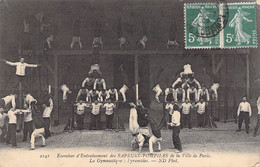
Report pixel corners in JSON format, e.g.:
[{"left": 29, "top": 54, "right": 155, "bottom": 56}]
[{"left": 0, "top": 0, "right": 259, "bottom": 166}]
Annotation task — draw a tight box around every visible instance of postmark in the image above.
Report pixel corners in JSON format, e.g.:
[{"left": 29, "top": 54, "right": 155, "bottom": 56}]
[
  {"left": 185, "top": 2, "right": 228, "bottom": 49},
  {"left": 185, "top": 2, "right": 257, "bottom": 49}
]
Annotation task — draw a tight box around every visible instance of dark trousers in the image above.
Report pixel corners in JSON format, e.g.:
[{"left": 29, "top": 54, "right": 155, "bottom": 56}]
[
  {"left": 90, "top": 113, "right": 101, "bottom": 130},
  {"left": 197, "top": 113, "right": 205, "bottom": 127},
  {"left": 254, "top": 114, "right": 260, "bottom": 136},
  {"left": 23, "top": 121, "right": 33, "bottom": 141},
  {"left": 6, "top": 123, "right": 17, "bottom": 146},
  {"left": 106, "top": 113, "right": 114, "bottom": 129},
  {"left": 172, "top": 126, "right": 182, "bottom": 151},
  {"left": 17, "top": 76, "right": 27, "bottom": 91},
  {"left": 43, "top": 117, "right": 51, "bottom": 137},
  {"left": 238, "top": 111, "right": 250, "bottom": 132},
  {"left": 76, "top": 114, "right": 85, "bottom": 130},
  {"left": 181, "top": 113, "right": 192, "bottom": 129},
  {"left": 0, "top": 124, "right": 8, "bottom": 141}
]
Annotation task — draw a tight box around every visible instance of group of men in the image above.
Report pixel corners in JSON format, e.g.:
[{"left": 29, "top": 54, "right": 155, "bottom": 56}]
[
  {"left": 67, "top": 64, "right": 128, "bottom": 131},
  {"left": 152, "top": 64, "right": 218, "bottom": 129},
  {"left": 0, "top": 92, "right": 53, "bottom": 150}
]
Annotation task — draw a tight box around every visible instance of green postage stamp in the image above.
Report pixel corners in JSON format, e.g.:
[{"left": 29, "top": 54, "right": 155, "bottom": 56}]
[{"left": 185, "top": 2, "right": 257, "bottom": 49}]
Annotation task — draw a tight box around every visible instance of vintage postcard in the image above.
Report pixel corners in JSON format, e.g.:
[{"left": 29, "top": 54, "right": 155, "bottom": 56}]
[{"left": 0, "top": 0, "right": 259, "bottom": 167}]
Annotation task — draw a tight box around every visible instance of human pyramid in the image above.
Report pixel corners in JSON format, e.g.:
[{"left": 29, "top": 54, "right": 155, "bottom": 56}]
[
  {"left": 61, "top": 63, "right": 130, "bottom": 131},
  {"left": 128, "top": 64, "right": 220, "bottom": 153}
]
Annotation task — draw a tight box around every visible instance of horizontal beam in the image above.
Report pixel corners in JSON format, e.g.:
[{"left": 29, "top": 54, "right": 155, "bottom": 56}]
[{"left": 19, "top": 49, "right": 249, "bottom": 56}]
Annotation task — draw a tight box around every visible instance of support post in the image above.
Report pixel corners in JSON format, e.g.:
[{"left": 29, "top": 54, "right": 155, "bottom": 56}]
[
  {"left": 54, "top": 53, "right": 59, "bottom": 125},
  {"left": 135, "top": 55, "right": 139, "bottom": 103},
  {"left": 224, "top": 55, "right": 228, "bottom": 123},
  {"left": 233, "top": 55, "right": 237, "bottom": 123},
  {"left": 246, "top": 53, "right": 250, "bottom": 100}
]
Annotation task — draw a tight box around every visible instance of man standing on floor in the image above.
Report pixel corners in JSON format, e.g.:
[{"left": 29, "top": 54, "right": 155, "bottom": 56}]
[
  {"left": 195, "top": 98, "right": 207, "bottom": 128},
  {"left": 89, "top": 100, "right": 103, "bottom": 130},
  {"left": 181, "top": 98, "right": 193, "bottom": 129},
  {"left": 6, "top": 108, "right": 21, "bottom": 148},
  {"left": 42, "top": 95, "right": 53, "bottom": 138},
  {"left": 254, "top": 94, "right": 260, "bottom": 137},
  {"left": 22, "top": 104, "right": 33, "bottom": 142},
  {"left": 167, "top": 105, "right": 182, "bottom": 153},
  {"left": 236, "top": 96, "right": 252, "bottom": 134}
]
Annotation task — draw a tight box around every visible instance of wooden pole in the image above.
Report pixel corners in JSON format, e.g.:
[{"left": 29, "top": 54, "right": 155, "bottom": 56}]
[
  {"left": 224, "top": 55, "right": 228, "bottom": 123},
  {"left": 54, "top": 53, "right": 59, "bottom": 125},
  {"left": 246, "top": 53, "right": 250, "bottom": 100},
  {"left": 135, "top": 55, "right": 139, "bottom": 103},
  {"left": 233, "top": 55, "right": 237, "bottom": 124}
]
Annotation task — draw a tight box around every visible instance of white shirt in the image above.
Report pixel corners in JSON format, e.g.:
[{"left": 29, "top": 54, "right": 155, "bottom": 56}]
[
  {"left": 129, "top": 108, "right": 139, "bottom": 134},
  {"left": 91, "top": 103, "right": 102, "bottom": 115},
  {"left": 237, "top": 101, "right": 252, "bottom": 116},
  {"left": 42, "top": 98, "right": 53, "bottom": 118},
  {"left": 103, "top": 103, "right": 115, "bottom": 115},
  {"left": 8, "top": 109, "right": 20, "bottom": 124},
  {"left": 24, "top": 94, "right": 37, "bottom": 108},
  {"left": 76, "top": 103, "right": 88, "bottom": 115},
  {"left": 181, "top": 103, "right": 192, "bottom": 114},
  {"left": 171, "top": 111, "right": 181, "bottom": 126},
  {"left": 257, "top": 96, "right": 260, "bottom": 115},
  {"left": 21, "top": 109, "right": 32, "bottom": 122},
  {"left": 5, "top": 61, "right": 37, "bottom": 76},
  {"left": 2, "top": 95, "right": 16, "bottom": 109},
  {"left": 165, "top": 103, "right": 174, "bottom": 115},
  {"left": 195, "top": 102, "right": 206, "bottom": 114}
]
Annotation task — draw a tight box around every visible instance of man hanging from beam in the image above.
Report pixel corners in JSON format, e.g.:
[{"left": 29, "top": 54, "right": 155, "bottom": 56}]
[
  {"left": 119, "top": 64, "right": 130, "bottom": 102},
  {"left": 152, "top": 66, "right": 164, "bottom": 103},
  {"left": 136, "top": 19, "right": 148, "bottom": 50},
  {"left": 117, "top": 17, "right": 129, "bottom": 50},
  {"left": 166, "top": 21, "right": 179, "bottom": 49},
  {"left": 92, "top": 21, "right": 103, "bottom": 49}
]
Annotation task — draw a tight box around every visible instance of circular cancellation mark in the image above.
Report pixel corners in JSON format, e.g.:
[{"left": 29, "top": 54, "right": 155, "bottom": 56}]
[{"left": 187, "top": 0, "right": 229, "bottom": 38}]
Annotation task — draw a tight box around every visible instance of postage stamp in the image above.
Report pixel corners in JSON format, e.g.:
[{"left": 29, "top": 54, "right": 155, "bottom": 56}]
[
  {"left": 185, "top": 2, "right": 257, "bottom": 49},
  {"left": 223, "top": 3, "right": 257, "bottom": 48}
]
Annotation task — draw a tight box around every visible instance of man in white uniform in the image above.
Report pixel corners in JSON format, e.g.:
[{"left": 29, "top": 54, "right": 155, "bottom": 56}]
[
  {"left": 42, "top": 96, "right": 53, "bottom": 138},
  {"left": 75, "top": 100, "right": 88, "bottom": 130},
  {"left": 103, "top": 98, "right": 116, "bottom": 130},
  {"left": 0, "top": 94, "right": 17, "bottom": 111},
  {"left": 195, "top": 99, "right": 207, "bottom": 128},
  {"left": 181, "top": 98, "right": 193, "bottom": 129},
  {"left": 2, "top": 58, "right": 40, "bottom": 91},
  {"left": 89, "top": 100, "right": 103, "bottom": 130},
  {"left": 236, "top": 96, "right": 252, "bottom": 134}
]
